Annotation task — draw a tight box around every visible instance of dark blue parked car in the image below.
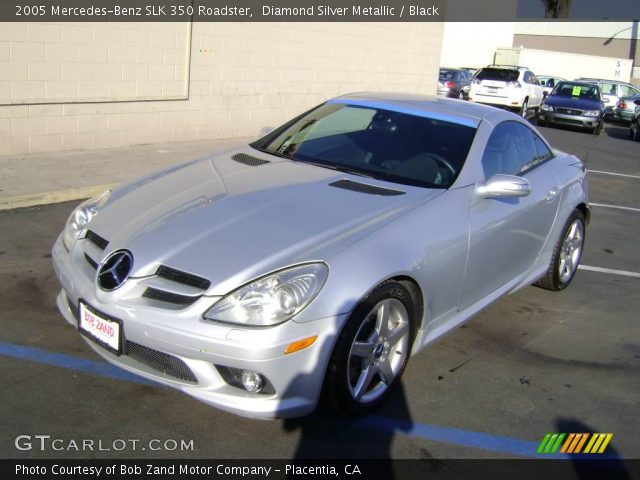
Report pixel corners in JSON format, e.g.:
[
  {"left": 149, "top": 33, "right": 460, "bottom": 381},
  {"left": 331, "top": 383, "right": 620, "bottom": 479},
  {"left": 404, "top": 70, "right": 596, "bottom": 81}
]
[{"left": 537, "top": 81, "right": 604, "bottom": 135}]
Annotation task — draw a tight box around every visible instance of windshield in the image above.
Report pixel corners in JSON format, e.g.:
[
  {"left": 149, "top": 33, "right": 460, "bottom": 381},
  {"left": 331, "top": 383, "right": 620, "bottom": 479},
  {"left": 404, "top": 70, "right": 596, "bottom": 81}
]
[
  {"left": 252, "top": 103, "right": 477, "bottom": 189},
  {"left": 476, "top": 68, "right": 519, "bottom": 83},
  {"left": 551, "top": 82, "right": 601, "bottom": 101}
]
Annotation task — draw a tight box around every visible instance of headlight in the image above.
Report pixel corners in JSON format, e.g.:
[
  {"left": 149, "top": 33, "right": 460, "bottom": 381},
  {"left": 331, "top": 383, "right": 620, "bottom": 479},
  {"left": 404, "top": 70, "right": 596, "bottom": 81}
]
[
  {"left": 61, "top": 190, "right": 111, "bottom": 251},
  {"left": 540, "top": 103, "right": 554, "bottom": 112},
  {"left": 203, "top": 263, "right": 328, "bottom": 326},
  {"left": 583, "top": 110, "right": 600, "bottom": 117}
]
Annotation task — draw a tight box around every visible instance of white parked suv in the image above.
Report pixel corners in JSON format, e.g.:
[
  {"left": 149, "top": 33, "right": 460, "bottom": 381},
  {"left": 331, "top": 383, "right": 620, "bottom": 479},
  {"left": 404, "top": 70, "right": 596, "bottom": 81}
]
[{"left": 468, "top": 65, "right": 544, "bottom": 117}]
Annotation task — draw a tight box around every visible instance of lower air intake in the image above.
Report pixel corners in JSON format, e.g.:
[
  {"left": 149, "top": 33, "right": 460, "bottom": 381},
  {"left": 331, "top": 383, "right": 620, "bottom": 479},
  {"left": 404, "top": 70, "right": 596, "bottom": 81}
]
[{"left": 126, "top": 341, "right": 197, "bottom": 384}]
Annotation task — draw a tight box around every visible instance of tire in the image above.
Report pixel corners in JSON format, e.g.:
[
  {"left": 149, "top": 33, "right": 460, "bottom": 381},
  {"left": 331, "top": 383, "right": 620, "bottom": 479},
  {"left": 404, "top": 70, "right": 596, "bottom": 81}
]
[
  {"left": 537, "top": 118, "right": 546, "bottom": 127},
  {"left": 535, "top": 210, "right": 586, "bottom": 291},
  {"left": 323, "top": 281, "right": 417, "bottom": 415},
  {"left": 458, "top": 91, "right": 465, "bottom": 100},
  {"left": 634, "top": 125, "right": 640, "bottom": 142},
  {"left": 520, "top": 98, "right": 529, "bottom": 118},
  {"left": 593, "top": 121, "right": 602, "bottom": 136}
]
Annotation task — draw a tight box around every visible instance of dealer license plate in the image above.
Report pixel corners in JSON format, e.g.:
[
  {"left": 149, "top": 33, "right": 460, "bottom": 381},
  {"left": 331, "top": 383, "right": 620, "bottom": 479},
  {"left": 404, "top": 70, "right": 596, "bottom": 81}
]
[{"left": 78, "top": 301, "right": 122, "bottom": 355}]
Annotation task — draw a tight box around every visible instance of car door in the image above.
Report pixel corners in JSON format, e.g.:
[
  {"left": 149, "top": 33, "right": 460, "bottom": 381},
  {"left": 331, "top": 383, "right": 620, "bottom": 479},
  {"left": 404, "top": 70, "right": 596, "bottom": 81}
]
[
  {"left": 599, "top": 81, "right": 618, "bottom": 112},
  {"left": 459, "top": 121, "right": 561, "bottom": 309},
  {"left": 526, "top": 71, "right": 543, "bottom": 107}
]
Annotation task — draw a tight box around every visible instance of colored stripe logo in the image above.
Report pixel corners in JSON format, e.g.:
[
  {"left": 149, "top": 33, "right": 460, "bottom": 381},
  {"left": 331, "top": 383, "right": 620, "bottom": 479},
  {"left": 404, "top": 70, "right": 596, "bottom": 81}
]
[{"left": 537, "top": 433, "right": 613, "bottom": 454}]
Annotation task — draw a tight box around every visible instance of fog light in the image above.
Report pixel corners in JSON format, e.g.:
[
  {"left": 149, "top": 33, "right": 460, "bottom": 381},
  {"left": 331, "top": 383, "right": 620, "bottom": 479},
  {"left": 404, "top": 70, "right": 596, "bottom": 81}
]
[{"left": 241, "top": 370, "right": 263, "bottom": 393}]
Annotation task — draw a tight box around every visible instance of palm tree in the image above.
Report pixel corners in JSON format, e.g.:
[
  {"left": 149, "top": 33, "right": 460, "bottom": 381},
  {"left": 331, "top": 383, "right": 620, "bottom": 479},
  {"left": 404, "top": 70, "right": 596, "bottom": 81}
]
[{"left": 541, "top": 0, "right": 572, "bottom": 18}]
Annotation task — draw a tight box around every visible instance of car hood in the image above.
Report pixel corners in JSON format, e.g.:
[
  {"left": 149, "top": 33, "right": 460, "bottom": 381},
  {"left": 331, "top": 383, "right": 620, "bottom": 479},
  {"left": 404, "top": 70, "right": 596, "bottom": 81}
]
[
  {"left": 544, "top": 95, "right": 602, "bottom": 111},
  {"left": 89, "top": 147, "right": 440, "bottom": 295}
]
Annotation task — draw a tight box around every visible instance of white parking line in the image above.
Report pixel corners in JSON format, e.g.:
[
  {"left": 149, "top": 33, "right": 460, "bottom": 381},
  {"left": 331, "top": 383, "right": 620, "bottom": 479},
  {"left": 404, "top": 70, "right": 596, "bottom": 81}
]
[
  {"left": 590, "top": 202, "right": 640, "bottom": 213},
  {"left": 579, "top": 265, "right": 640, "bottom": 279},
  {"left": 588, "top": 170, "right": 640, "bottom": 180}
]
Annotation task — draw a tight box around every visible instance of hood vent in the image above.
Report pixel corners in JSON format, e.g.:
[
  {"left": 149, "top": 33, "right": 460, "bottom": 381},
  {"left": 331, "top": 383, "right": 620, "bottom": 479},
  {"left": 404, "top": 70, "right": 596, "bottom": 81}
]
[
  {"left": 329, "top": 179, "right": 405, "bottom": 197},
  {"left": 232, "top": 153, "right": 270, "bottom": 167}
]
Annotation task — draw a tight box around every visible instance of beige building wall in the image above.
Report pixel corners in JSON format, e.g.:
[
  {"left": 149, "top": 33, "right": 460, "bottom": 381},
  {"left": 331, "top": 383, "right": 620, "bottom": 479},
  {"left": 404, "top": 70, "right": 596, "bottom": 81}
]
[
  {"left": 0, "top": 22, "right": 443, "bottom": 156},
  {"left": 441, "top": 22, "right": 515, "bottom": 69}
]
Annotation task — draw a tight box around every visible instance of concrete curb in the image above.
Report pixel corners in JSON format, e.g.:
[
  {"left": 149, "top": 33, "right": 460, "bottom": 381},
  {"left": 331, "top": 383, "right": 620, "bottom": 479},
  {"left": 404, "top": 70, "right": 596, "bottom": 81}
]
[{"left": 0, "top": 184, "right": 115, "bottom": 211}]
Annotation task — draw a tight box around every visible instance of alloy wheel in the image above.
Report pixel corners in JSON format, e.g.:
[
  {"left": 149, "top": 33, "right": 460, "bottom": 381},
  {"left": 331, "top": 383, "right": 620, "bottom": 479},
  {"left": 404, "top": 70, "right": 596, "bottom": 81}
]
[
  {"left": 347, "top": 298, "right": 410, "bottom": 404},
  {"left": 558, "top": 219, "right": 584, "bottom": 284}
]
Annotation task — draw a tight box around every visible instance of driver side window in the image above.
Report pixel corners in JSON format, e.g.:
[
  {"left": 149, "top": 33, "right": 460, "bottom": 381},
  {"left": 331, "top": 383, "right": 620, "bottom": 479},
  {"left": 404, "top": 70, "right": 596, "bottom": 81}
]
[{"left": 481, "top": 122, "right": 541, "bottom": 179}]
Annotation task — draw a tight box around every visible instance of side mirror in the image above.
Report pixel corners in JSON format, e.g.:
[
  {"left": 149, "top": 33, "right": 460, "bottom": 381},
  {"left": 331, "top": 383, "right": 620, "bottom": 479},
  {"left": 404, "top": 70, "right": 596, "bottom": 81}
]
[
  {"left": 477, "top": 174, "right": 531, "bottom": 198},
  {"left": 634, "top": 99, "right": 640, "bottom": 106}
]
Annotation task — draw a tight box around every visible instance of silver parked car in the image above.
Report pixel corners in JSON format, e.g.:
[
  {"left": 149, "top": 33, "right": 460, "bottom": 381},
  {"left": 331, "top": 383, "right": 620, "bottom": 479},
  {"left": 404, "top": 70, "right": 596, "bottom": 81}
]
[
  {"left": 613, "top": 93, "right": 640, "bottom": 123},
  {"left": 52, "top": 93, "right": 589, "bottom": 419}
]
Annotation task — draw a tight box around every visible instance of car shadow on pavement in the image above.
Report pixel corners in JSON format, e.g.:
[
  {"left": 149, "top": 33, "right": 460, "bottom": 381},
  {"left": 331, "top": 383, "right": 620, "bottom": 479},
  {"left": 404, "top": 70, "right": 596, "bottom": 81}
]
[
  {"left": 603, "top": 125, "right": 632, "bottom": 140},
  {"left": 282, "top": 382, "right": 430, "bottom": 478}
]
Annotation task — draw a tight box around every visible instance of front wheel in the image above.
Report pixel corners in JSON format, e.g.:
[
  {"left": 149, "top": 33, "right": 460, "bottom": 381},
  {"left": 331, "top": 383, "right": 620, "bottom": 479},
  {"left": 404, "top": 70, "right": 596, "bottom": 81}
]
[
  {"left": 323, "top": 281, "right": 416, "bottom": 415},
  {"left": 535, "top": 210, "right": 585, "bottom": 291},
  {"left": 593, "top": 120, "right": 602, "bottom": 136}
]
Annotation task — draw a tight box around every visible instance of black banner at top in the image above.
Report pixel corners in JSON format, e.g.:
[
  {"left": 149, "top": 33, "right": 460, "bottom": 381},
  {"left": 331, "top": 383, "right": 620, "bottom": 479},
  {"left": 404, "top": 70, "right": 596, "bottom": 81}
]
[{"left": 0, "top": 0, "right": 639, "bottom": 22}]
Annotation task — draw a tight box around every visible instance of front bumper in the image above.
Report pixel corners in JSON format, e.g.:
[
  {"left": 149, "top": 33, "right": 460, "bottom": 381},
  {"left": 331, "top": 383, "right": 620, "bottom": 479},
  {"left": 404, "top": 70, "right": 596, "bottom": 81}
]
[
  {"left": 538, "top": 111, "right": 600, "bottom": 129},
  {"left": 52, "top": 236, "right": 346, "bottom": 419}
]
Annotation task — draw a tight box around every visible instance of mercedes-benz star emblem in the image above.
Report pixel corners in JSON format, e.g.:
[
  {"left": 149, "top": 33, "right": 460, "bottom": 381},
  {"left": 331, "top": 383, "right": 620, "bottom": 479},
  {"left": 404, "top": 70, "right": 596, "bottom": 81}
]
[{"left": 97, "top": 250, "right": 133, "bottom": 291}]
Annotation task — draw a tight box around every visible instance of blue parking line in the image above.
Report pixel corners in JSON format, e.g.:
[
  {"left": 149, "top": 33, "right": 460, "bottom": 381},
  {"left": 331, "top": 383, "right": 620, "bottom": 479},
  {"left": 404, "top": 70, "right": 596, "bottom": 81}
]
[
  {"left": 0, "top": 340, "right": 155, "bottom": 386},
  {"left": 352, "top": 415, "right": 543, "bottom": 458},
  {"left": 0, "top": 341, "right": 621, "bottom": 460}
]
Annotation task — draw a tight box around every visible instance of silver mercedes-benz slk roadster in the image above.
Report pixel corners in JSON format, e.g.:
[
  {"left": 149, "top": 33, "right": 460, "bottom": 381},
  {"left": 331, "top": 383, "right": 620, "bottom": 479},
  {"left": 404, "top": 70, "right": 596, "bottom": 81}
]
[{"left": 52, "top": 92, "right": 589, "bottom": 419}]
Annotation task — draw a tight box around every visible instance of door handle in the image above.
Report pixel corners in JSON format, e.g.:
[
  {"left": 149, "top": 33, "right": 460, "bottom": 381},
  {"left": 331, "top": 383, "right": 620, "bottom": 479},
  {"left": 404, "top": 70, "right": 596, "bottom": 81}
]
[{"left": 546, "top": 187, "right": 561, "bottom": 201}]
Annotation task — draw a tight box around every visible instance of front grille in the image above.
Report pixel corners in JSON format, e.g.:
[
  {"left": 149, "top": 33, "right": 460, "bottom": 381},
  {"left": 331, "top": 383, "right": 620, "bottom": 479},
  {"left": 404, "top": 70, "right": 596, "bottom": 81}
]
[
  {"left": 142, "top": 287, "right": 200, "bottom": 306},
  {"left": 557, "top": 108, "right": 583, "bottom": 115},
  {"left": 84, "top": 253, "right": 98, "bottom": 270},
  {"left": 85, "top": 230, "right": 109, "bottom": 250},
  {"left": 232, "top": 153, "right": 270, "bottom": 167},
  {"left": 156, "top": 266, "right": 211, "bottom": 290},
  {"left": 329, "top": 179, "right": 405, "bottom": 196},
  {"left": 126, "top": 341, "right": 197, "bottom": 383}
]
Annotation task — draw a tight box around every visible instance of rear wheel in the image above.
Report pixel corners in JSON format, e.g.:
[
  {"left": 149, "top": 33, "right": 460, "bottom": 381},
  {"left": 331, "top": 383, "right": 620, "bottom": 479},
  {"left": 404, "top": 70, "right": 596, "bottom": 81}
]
[
  {"left": 535, "top": 210, "right": 585, "bottom": 291},
  {"left": 520, "top": 98, "right": 529, "bottom": 117},
  {"left": 323, "top": 281, "right": 416, "bottom": 415},
  {"left": 633, "top": 124, "right": 640, "bottom": 142}
]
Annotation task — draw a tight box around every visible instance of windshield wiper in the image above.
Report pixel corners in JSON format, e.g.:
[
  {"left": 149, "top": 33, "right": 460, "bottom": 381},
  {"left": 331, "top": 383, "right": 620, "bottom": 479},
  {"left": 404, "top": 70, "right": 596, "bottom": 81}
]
[
  {"left": 296, "top": 160, "right": 378, "bottom": 179},
  {"left": 253, "top": 147, "right": 293, "bottom": 161},
  {"left": 253, "top": 147, "right": 380, "bottom": 179}
]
